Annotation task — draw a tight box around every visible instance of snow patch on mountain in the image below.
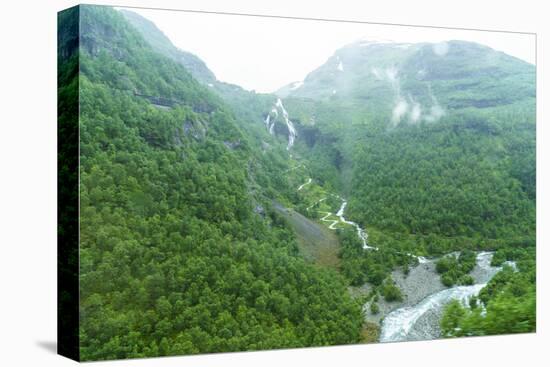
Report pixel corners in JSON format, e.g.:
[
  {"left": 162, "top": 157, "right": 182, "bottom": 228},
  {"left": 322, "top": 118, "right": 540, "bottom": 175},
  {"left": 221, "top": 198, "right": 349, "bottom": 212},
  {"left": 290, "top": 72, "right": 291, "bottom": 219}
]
[
  {"left": 394, "top": 43, "right": 413, "bottom": 49},
  {"left": 337, "top": 57, "right": 344, "bottom": 72},
  {"left": 357, "top": 38, "right": 395, "bottom": 47},
  {"left": 290, "top": 81, "right": 304, "bottom": 90}
]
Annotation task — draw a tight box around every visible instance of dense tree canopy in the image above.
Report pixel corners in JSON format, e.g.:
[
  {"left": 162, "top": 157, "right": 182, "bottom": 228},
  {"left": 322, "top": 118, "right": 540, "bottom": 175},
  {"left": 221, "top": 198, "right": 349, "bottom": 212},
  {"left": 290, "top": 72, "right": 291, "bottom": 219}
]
[
  {"left": 71, "top": 6, "right": 364, "bottom": 361},
  {"left": 441, "top": 246, "right": 535, "bottom": 337},
  {"left": 58, "top": 5, "right": 536, "bottom": 359}
]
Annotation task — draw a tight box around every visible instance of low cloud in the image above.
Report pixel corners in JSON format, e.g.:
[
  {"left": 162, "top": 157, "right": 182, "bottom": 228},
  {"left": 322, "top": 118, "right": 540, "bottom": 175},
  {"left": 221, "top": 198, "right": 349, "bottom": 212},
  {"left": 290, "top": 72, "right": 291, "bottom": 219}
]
[{"left": 432, "top": 41, "right": 449, "bottom": 56}]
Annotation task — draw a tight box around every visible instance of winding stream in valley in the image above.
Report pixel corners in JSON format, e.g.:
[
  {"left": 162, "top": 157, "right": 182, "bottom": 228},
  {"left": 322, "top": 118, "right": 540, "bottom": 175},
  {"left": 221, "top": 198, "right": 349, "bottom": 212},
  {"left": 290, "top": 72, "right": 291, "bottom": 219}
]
[
  {"left": 294, "top": 175, "right": 505, "bottom": 343},
  {"left": 288, "top": 125, "right": 497, "bottom": 342},
  {"left": 313, "top": 193, "right": 372, "bottom": 249},
  {"left": 332, "top": 199, "right": 375, "bottom": 250},
  {"left": 297, "top": 178, "right": 312, "bottom": 191}
]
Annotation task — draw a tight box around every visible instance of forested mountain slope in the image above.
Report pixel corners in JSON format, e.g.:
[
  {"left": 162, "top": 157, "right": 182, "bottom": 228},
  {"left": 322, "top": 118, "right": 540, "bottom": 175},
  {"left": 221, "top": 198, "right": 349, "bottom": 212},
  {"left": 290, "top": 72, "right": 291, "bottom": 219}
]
[
  {"left": 279, "top": 39, "right": 534, "bottom": 109},
  {"left": 120, "top": 9, "right": 282, "bottom": 147},
  {"left": 273, "top": 39, "right": 536, "bottom": 337},
  {"left": 70, "top": 5, "right": 364, "bottom": 360},
  {"left": 276, "top": 40, "right": 535, "bottom": 255},
  {"left": 59, "top": 5, "right": 536, "bottom": 358}
]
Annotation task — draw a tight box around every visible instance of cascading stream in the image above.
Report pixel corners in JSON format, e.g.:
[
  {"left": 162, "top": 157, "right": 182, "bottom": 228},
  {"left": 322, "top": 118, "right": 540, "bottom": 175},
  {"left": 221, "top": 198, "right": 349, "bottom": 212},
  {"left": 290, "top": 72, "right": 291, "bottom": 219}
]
[
  {"left": 299, "top": 177, "right": 427, "bottom": 260},
  {"left": 333, "top": 199, "right": 375, "bottom": 250},
  {"left": 293, "top": 170, "right": 497, "bottom": 343},
  {"left": 308, "top": 191, "right": 374, "bottom": 250},
  {"left": 275, "top": 98, "right": 297, "bottom": 150},
  {"left": 263, "top": 98, "right": 297, "bottom": 150}
]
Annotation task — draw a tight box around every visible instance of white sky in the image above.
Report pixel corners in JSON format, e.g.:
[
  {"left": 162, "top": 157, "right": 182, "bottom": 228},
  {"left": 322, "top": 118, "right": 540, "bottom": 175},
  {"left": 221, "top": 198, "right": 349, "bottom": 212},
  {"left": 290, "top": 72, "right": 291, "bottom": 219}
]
[{"left": 124, "top": 7, "right": 535, "bottom": 93}]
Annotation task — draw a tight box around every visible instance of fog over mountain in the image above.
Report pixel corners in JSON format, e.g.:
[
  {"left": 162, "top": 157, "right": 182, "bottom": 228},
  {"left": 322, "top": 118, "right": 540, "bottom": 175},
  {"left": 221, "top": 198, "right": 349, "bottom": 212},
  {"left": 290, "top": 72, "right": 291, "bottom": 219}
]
[{"left": 127, "top": 7, "right": 535, "bottom": 93}]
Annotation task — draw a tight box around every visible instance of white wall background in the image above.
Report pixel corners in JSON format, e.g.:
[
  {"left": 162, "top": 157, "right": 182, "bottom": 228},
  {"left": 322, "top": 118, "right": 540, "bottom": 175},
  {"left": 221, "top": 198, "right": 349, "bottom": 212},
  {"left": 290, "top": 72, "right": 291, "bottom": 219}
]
[{"left": 0, "top": 0, "right": 547, "bottom": 366}]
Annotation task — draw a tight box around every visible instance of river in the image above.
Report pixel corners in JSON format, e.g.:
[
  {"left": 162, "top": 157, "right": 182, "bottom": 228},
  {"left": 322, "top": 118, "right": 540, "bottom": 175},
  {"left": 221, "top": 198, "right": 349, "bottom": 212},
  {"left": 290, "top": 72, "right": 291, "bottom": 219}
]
[
  {"left": 290, "top": 157, "right": 506, "bottom": 344},
  {"left": 292, "top": 167, "right": 501, "bottom": 343},
  {"left": 379, "top": 251, "right": 508, "bottom": 342}
]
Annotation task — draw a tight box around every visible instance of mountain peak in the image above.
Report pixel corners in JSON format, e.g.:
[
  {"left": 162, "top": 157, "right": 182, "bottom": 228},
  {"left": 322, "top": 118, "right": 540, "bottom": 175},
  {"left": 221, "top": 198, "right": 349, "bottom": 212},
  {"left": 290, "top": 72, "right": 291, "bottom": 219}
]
[{"left": 276, "top": 39, "right": 535, "bottom": 119}]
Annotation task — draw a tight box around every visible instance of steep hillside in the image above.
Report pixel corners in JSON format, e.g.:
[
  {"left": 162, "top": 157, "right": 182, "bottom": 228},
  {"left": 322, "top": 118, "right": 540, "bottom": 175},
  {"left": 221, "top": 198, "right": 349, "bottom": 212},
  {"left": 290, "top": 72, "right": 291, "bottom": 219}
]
[
  {"left": 118, "top": 9, "right": 535, "bottom": 285},
  {"left": 72, "top": 5, "right": 364, "bottom": 361},
  {"left": 120, "top": 10, "right": 301, "bottom": 168},
  {"left": 119, "top": 9, "right": 216, "bottom": 84}
]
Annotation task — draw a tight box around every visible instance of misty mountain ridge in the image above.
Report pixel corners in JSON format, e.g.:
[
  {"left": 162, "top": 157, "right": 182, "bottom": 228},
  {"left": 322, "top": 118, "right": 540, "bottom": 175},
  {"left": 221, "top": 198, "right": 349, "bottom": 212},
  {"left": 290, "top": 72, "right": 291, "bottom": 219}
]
[
  {"left": 277, "top": 39, "right": 534, "bottom": 126},
  {"left": 119, "top": 7, "right": 535, "bottom": 158}
]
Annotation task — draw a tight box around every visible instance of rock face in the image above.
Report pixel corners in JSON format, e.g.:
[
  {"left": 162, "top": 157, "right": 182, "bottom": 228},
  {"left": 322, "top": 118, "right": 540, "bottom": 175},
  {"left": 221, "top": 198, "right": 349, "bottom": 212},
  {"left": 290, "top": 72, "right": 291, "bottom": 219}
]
[
  {"left": 253, "top": 205, "right": 265, "bottom": 216},
  {"left": 182, "top": 120, "right": 206, "bottom": 140},
  {"left": 393, "top": 261, "right": 446, "bottom": 306},
  {"left": 223, "top": 140, "right": 241, "bottom": 150}
]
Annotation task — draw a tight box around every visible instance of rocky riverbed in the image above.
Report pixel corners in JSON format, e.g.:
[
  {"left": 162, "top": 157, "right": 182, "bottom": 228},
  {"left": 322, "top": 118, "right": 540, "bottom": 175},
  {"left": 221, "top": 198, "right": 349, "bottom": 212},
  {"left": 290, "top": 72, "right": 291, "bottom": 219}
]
[
  {"left": 379, "top": 252, "right": 506, "bottom": 342},
  {"left": 360, "top": 257, "right": 444, "bottom": 324},
  {"left": 357, "top": 252, "right": 507, "bottom": 343}
]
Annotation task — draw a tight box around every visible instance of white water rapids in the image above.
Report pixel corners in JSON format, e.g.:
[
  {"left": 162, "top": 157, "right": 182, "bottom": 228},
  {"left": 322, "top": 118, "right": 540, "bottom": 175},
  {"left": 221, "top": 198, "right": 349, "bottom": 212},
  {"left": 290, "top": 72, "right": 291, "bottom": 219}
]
[
  {"left": 380, "top": 252, "right": 508, "bottom": 342},
  {"left": 334, "top": 200, "right": 374, "bottom": 250},
  {"left": 316, "top": 195, "right": 375, "bottom": 250},
  {"left": 380, "top": 284, "right": 485, "bottom": 342}
]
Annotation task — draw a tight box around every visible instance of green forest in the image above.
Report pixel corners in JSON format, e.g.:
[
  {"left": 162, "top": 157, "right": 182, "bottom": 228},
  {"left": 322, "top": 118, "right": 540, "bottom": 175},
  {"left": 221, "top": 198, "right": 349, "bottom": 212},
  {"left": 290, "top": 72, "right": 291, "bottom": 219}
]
[
  {"left": 441, "top": 246, "right": 536, "bottom": 337},
  {"left": 58, "top": 5, "right": 536, "bottom": 361},
  {"left": 70, "top": 6, "right": 365, "bottom": 361}
]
